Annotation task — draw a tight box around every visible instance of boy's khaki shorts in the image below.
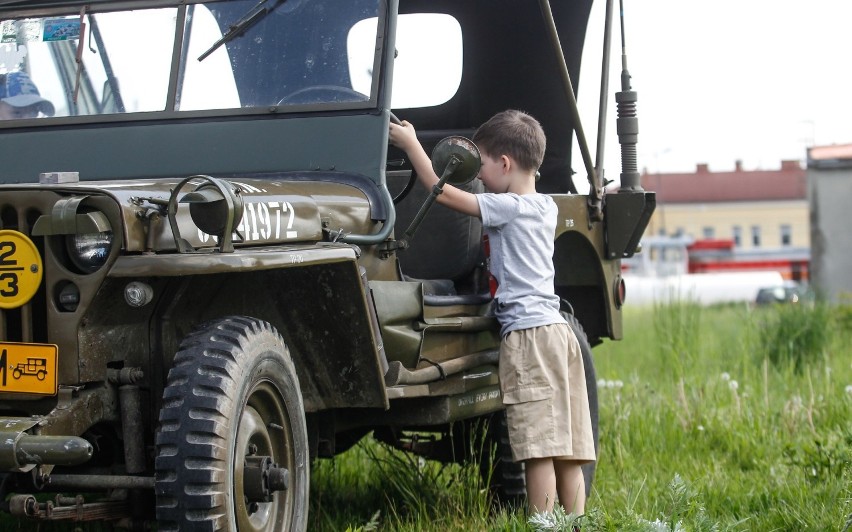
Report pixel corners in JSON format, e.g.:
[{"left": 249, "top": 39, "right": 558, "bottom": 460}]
[{"left": 499, "top": 322, "right": 596, "bottom": 463}]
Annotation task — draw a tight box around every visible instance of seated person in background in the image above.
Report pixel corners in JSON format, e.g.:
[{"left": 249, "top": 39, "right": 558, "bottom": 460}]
[{"left": 0, "top": 71, "right": 55, "bottom": 119}]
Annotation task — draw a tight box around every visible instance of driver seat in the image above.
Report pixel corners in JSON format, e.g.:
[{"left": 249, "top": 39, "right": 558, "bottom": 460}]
[{"left": 389, "top": 166, "right": 485, "bottom": 294}]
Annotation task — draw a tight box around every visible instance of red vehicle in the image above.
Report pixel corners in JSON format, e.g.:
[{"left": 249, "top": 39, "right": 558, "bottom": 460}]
[{"left": 686, "top": 239, "right": 810, "bottom": 281}]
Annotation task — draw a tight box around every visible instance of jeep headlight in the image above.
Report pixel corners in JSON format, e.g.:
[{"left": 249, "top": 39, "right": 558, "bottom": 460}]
[{"left": 67, "top": 231, "right": 114, "bottom": 273}]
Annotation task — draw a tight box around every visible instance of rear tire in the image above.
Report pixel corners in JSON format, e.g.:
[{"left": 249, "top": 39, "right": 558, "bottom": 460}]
[
  {"left": 567, "top": 313, "right": 600, "bottom": 494},
  {"left": 486, "top": 313, "right": 599, "bottom": 505},
  {"left": 155, "top": 316, "right": 309, "bottom": 531}
]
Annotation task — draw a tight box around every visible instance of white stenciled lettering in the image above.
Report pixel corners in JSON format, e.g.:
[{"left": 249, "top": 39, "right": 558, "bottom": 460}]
[
  {"left": 457, "top": 390, "right": 500, "bottom": 408},
  {"left": 198, "top": 200, "right": 298, "bottom": 243},
  {"left": 457, "top": 396, "right": 474, "bottom": 407}
]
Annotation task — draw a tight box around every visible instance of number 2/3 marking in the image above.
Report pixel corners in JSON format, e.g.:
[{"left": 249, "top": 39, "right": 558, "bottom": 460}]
[
  {"left": 0, "top": 232, "right": 43, "bottom": 310},
  {"left": 0, "top": 240, "right": 22, "bottom": 297}
]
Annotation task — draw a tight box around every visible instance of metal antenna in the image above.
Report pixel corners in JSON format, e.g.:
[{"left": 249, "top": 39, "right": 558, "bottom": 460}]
[
  {"left": 616, "top": 0, "right": 643, "bottom": 192},
  {"left": 594, "top": 0, "right": 615, "bottom": 184}
]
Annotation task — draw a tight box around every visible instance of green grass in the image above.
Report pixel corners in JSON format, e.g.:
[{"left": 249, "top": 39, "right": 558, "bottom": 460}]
[{"left": 311, "top": 302, "right": 852, "bottom": 531}]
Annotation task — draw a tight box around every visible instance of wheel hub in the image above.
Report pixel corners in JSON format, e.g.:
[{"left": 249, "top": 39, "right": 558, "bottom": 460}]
[{"left": 243, "top": 455, "right": 290, "bottom": 503}]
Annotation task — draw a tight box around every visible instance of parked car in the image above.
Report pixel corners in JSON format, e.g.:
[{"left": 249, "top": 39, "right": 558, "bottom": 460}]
[{"left": 755, "top": 281, "right": 813, "bottom": 305}]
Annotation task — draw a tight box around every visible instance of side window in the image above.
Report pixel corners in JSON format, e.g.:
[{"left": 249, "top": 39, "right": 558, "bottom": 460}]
[
  {"left": 751, "top": 225, "right": 761, "bottom": 247},
  {"left": 780, "top": 224, "right": 791, "bottom": 246},
  {"left": 348, "top": 13, "right": 462, "bottom": 109}
]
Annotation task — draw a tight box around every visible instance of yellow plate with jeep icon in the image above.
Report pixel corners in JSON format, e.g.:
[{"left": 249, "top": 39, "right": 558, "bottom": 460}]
[
  {"left": 0, "top": 230, "right": 43, "bottom": 310},
  {"left": 0, "top": 343, "right": 58, "bottom": 395}
]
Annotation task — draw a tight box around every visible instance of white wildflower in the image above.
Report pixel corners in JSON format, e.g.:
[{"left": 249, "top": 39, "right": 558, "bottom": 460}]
[
  {"left": 720, "top": 372, "right": 731, "bottom": 381},
  {"left": 614, "top": 380, "right": 624, "bottom": 389},
  {"left": 597, "top": 378, "right": 606, "bottom": 388},
  {"left": 791, "top": 395, "right": 804, "bottom": 408},
  {"left": 606, "top": 380, "right": 616, "bottom": 389},
  {"left": 845, "top": 384, "right": 852, "bottom": 396},
  {"left": 637, "top": 518, "right": 684, "bottom": 532},
  {"left": 697, "top": 425, "right": 705, "bottom": 431},
  {"left": 729, "top": 380, "right": 739, "bottom": 391},
  {"left": 527, "top": 506, "right": 580, "bottom": 531}
]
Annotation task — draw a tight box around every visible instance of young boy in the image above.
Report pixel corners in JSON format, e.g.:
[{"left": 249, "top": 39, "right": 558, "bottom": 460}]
[{"left": 389, "top": 110, "right": 596, "bottom": 515}]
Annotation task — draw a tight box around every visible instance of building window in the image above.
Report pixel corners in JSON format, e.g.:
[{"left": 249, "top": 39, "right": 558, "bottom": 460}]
[
  {"left": 732, "top": 226, "right": 742, "bottom": 247},
  {"left": 780, "top": 224, "right": 792, "bottom": 246},
  {"left": 702, "top": 226, "right": 715, "bottom": 239},
  {"left": 751, "top": 225, "right": 761, "bottom": 247}
]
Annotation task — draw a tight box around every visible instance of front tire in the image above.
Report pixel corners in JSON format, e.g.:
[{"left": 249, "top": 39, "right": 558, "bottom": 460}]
[{"left": 155, "top": 316, "right": 309, "bottom": 531}]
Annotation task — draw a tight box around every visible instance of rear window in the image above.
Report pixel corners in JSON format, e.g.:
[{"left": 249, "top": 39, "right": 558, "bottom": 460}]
[{"left": 348, "top": 13, "right": 462, "bottom": 109}]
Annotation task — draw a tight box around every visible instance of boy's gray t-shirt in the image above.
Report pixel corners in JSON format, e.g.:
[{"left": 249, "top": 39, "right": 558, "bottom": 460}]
[{"left": 477, "top": 192, "right": 566, "bottom": 336}]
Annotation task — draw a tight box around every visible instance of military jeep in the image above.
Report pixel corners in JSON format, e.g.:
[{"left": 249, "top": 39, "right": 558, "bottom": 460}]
[{"left": 0, "top": 0, "right": 654, "bottom": 529}]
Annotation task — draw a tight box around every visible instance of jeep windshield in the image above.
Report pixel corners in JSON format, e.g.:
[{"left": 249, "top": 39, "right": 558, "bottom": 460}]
[{"left": 0, "top": 0, "right": 382, "bottom": 121}]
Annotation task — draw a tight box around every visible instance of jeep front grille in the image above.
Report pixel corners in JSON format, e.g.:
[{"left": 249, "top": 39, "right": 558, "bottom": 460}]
[{"left": 0, "top": 204, "right": 48, "bottom": 344}]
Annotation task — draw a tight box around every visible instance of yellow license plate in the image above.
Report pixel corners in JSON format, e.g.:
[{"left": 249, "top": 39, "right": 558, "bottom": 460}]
[{"left": 0, "top": 343, "right": 58, "bottom": 395}]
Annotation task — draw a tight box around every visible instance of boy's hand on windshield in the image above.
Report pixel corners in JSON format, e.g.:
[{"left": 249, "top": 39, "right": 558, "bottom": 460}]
[{"left": 389, "top": 121, "right": 418, "bottom": 152}]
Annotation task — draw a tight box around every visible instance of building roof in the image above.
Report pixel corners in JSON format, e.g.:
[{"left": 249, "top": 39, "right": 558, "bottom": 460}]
[
  {"left": 808, "top": 143, "right": 852, "bottom": 170},
  {"left": 641, "top": 160, "right": 806, "bottom": 203}
]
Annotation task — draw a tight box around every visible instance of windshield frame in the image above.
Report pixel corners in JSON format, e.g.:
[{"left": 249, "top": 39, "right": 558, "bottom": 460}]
[{"left": 0, "top": 0, "right": 387, "bottom": 128}]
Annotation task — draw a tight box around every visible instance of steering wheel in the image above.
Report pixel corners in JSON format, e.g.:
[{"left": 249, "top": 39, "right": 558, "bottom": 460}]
[{"left": 276, "top": 85, "right": 367, "bottom": 106}]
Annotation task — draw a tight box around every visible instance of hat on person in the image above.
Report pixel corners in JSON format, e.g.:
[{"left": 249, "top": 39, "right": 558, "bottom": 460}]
[{"left": 0, "top": 71, "right": 55, "bottom": 117}]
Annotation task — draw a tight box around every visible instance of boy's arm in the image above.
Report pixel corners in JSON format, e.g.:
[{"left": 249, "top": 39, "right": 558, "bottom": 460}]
[{"left": 389, "top": 121, "right": 481, "bottom": 218}]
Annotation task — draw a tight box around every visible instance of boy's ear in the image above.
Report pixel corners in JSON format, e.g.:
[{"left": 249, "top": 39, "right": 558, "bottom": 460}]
[{"left": 500, "top": 154, "right": 512, "bottom": 173}]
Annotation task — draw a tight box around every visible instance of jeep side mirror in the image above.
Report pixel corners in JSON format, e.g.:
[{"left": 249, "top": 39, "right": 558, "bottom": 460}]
[{"left": 430, "top": 135, "right": 481, "bottom": 186}]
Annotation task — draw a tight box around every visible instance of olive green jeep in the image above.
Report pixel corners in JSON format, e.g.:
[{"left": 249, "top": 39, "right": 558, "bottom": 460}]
[{"left": 0, "top": 0, "right": 653, "bottom": 529}]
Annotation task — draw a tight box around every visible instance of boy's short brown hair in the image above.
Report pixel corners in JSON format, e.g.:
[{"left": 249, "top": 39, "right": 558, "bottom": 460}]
[{"left": 473, "top": 110, "right": 546, "bottom": 173}]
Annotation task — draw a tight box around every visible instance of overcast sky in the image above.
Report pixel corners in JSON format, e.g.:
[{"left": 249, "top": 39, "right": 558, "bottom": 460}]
[{"left": 574, "top": 0, "right": 852, "bottom": 185}]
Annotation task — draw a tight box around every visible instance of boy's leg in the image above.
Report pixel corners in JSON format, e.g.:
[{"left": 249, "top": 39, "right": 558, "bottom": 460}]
[
  {"left": 524, "top": 457, "right": 556, "bottom": 514},
  {"left": 554, "top": 460, "right": 586, "bottom": 515}
]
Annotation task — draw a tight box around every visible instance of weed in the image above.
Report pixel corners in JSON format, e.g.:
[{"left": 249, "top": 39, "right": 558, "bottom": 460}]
[
  {"left": 653, "top": 297, "right": 702, "bottom": 380},
  {"left": 758, "top": 301, "right": 834, "bottom": 371},
  {"left": 783, "top": 428, "right": 852, "bottom": 482},
  {"left": 527, "top": 506, "right": 580, "bottom": 531},
  {"left": 344, "top": 510, "right": 381, "bottom": 532}
]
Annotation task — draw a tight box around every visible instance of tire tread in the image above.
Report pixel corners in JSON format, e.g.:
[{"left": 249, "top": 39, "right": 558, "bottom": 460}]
[{"left": 155, "top": 316, "right": 296, "bottom": 531}]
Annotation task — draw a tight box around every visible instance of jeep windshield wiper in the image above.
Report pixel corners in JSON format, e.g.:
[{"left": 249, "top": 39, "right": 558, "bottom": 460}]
[{"left": 198, "top": 0, "right": 285, "bottom": 61}]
